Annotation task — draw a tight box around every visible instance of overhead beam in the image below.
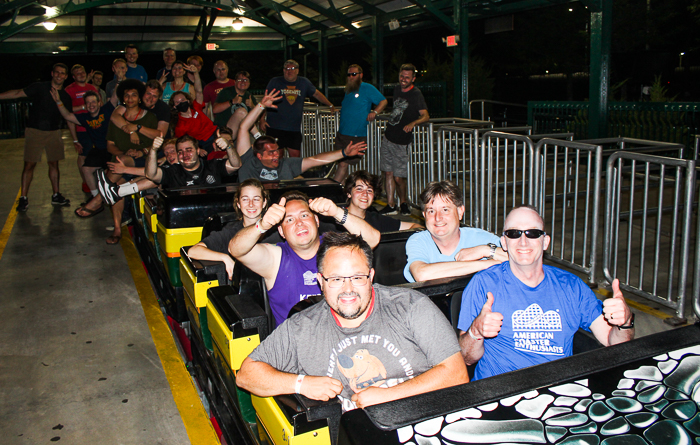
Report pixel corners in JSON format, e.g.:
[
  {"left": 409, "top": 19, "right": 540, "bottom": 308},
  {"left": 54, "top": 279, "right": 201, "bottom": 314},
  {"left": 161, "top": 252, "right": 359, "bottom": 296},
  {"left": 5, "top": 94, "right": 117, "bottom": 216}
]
[
  {"left": 406, "top": 0, "right": 455, "bottom": 33},
  {"left": 85, "top": 8, "right": 93, "bottom": 53},
  {"left": 0, "top": 39, "right": 284, "bottom": 53},
  {"left": 291, "top": 0, "right": 374, "bottom": 47},
  {"left": 201, "top": 8, "right": 219, "bottom": 49},
  {"left": 192, "top": 9, "right": 208, "bottom": 49}
]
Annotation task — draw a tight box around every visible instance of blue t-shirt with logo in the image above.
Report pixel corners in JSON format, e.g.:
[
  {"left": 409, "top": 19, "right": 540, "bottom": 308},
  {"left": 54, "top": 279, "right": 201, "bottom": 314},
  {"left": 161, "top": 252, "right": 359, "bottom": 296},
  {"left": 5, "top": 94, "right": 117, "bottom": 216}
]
[
  {"left": 265, "top": 76, "right": 316, "bottom": 132},
  {"left": 458, "top": 262, "right": 603, "bottom": 380},
  {"left": 75, "top": 102, "right": 115, "bottom": 151},
  {"left": 338, "top": 83, "right": 385, "bottom": 137}
]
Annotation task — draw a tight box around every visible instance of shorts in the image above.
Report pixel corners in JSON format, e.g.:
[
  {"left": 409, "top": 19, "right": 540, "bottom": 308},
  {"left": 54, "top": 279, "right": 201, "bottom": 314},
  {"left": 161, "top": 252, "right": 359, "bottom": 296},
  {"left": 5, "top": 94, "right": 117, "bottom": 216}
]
[
  {"left": 266, "top": 127, "right": 302, "bottom": 155},
  {"left": 83, "top": 149, "right": 112, "bottom": 168},
  {"left": 24, "top": 127, "right": 65, "bottom": 163},
  {"left": 77, "top": 132, "right": 93, "bottom": 157},
  {"left": 379, "top": 135, "right": 410, "bottom": 177},
  {"left": 334, "top": 133, "right": 367, "bottom": 166}
]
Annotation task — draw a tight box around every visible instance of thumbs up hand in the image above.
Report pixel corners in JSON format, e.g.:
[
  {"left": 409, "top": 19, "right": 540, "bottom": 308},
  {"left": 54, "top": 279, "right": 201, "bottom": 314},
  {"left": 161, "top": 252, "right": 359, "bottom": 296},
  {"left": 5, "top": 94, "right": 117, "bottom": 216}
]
[
  {"left": 471, "top": 292, "right": 503, "bottom": 339},
  {"left": 603, "top": 279, "right": 633, "bottom": 326}
]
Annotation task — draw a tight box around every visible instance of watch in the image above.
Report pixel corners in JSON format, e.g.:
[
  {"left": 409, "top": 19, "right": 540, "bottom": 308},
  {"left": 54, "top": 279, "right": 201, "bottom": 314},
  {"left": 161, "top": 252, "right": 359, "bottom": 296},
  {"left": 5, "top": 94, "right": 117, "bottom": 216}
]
[
  {"left": 618, "top": 313, "right": 635, "bottom": 330},
  {"left": 487, "top": 243, "right": 497, "bottom": 259},
  {"left": 136, "top": 124, "right": 142, "bottom": 133}
]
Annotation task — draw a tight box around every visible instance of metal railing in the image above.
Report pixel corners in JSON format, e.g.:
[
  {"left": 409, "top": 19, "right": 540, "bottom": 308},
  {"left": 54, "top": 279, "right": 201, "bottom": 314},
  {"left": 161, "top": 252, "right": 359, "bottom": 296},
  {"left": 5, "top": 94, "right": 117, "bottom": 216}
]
[
  {"left": 534, "top": 139, "right": 603, "bottom": 283},
  {"left": 469, "top": 99, "right": 529, "bottom": 127},
  {"left": 603, "top": 151, "right": 696, "bottom": 322},
  {"left": 0, "top": 98, "right": 30, "bottom": 139}
]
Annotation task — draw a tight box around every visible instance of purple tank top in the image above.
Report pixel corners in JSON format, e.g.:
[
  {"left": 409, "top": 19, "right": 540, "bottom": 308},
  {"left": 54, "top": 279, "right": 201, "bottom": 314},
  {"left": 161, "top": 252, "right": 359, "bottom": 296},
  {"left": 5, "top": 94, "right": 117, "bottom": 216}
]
[{"left": 268, "top": 241, "right": 321, "bottom": 326}]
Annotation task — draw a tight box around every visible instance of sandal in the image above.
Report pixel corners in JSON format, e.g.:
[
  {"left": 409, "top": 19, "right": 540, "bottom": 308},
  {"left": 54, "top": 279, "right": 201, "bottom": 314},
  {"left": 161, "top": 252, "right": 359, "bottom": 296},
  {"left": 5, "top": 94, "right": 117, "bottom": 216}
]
[
  {"left": 106, "top": 235, "right": 122, "bottom": 245},
  {"left": 75, "top": 205, "right": 104, "bottom": 218}
]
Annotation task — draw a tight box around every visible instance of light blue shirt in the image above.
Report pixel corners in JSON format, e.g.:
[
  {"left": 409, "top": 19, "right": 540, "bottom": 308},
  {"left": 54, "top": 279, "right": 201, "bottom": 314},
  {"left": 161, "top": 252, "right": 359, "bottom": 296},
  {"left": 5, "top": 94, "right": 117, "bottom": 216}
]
[
  {"left": 404, "top": 227, "right": 501, "bottom": 282},
  {"left": 338, "top": 82, "right": 386, "bottom": 137},
  {"left": 126, "top": 65, "right": 148, "bottom": 83}
]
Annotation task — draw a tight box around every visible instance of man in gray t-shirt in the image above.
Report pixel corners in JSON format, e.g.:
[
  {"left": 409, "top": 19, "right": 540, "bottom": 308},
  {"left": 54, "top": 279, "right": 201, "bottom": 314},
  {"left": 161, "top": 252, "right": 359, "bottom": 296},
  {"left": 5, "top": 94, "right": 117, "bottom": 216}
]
[
  {"left": 237, "top": 233, "right": 468, "bottom": 412},
  {"left": 235, "top": 89, "right": 366, "bottom": 182}
]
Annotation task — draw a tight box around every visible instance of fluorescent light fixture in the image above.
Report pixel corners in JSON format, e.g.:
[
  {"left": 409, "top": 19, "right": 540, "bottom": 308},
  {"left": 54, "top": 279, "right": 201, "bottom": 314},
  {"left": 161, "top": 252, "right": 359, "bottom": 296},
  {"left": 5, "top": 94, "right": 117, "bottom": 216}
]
[
  {"left": 352, "top": 22, "right": 361, "bottom": 28},
  {"left": 58, "top": 46, "right": 69, "bottom": 51},
  {"left": 232, "top": 18, "right": 244, "bottom": 31},
  {"left": 43, "top": 20, "right": 57, "bottom": 31}
]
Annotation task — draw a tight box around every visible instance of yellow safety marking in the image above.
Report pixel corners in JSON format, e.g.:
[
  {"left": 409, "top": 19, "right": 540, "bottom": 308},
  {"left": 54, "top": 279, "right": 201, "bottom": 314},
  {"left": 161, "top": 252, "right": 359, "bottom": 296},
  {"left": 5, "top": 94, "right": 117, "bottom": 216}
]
[
  {"left": 595, "top": 288, "right": 671, "bottom": 320},
  {"left": 121, "top": 231, "right": 220, "bottom": 445},
  {"left": 0, "top": 190, "right": 21, "bottom": 262}
]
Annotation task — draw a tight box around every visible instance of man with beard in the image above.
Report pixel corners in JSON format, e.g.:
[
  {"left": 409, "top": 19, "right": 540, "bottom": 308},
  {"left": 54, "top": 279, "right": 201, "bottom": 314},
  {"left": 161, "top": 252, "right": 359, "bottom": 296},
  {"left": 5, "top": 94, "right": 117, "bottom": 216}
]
[
  {"left": 65, "top": 64, "right": 99, "bottom": 192},
  {"left": 379, "top": 64, "right": 429, "bottom": 216},
  {"left": 228, "top": 193, "right": 380, "bottom": 328},
  {"left": 261, "top": 60, "right": 335, "bottom": 157},
  {"left": 0, "top": 63, "right": 72, "bottom": 211},
  {"left": 332, "top": 64, "right": 387, "bottom": 183},
  {"left": 237, "top": 232, "right": 468, "bottom": 413},
  {"left": 213, "top": 70, "right": 259, "bottom": 140}
]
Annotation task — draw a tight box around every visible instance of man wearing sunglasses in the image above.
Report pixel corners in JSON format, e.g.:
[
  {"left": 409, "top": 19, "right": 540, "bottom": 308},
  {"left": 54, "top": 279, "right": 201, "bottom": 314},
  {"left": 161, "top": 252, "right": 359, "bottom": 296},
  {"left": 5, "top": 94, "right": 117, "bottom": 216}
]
[
  {"left": 404, "top": 181, "right": 508, "bottom": 282},
  {"left": 331, "top": 64, "right": 387, "bottom": 183},
  {"left": 458, "top": 206, "right": 635, "bottom": 380},
  {"left": 237, "top": 232, "right": 469, "bottom": 412},
  {"left": 229, "top": 192, "right": 380, "bottom": 327}
]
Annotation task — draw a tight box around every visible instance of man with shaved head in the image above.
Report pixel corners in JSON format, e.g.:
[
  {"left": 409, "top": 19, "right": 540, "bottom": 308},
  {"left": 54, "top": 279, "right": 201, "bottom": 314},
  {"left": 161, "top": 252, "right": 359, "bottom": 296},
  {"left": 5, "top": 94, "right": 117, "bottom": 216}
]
[{"left": 458, "top": 205, "right": 635, "bottom": 380}]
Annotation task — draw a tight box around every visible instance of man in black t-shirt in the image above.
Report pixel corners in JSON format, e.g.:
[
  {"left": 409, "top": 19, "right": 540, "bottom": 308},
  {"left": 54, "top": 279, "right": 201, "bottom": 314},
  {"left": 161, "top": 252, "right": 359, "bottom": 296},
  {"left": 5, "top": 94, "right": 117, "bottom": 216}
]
[
  {"left": 379, "top": 64, "right": 429, "bottom": 217},
  {"left": 0, "top": 63, "right": 73, "bottom": 211},
  {"left": 144, "top": 134, "right": 241, "bottom": 188}
]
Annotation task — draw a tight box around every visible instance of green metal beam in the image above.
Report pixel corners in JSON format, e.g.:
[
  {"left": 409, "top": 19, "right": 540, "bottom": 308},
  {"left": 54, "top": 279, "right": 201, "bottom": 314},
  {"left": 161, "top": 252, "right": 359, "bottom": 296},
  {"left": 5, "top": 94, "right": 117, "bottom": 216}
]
[
  {"left": 291, "top": 0, "right": 374, "bottom": 47},
  {"left": 201, "top": 8, "right": 219, "bottom": 50},
  {"left": 255, "top": 0, "right": 328, "bottom": 31},
  {"left": 192, "top": 10, "right": 207, "bottom": 49},
  {"left": 0, "top": 39, "right": 283, "bottom": 53},
  {"left": 406, "top": 0, "right": 455, "bottom": 33},
  {"left": 372, "top": 16, "right": 384, "bottom": 91},
  {"left": 240, "top": 8, "right": 319, "bottom": 55},
  {"left": 453, "top": 0, "right": 468, "bottom": 117},
  {"left": 85, "top": 8, "right": 93, "bottom": 53},
  {"left": 588, "top": 0, "right": 611, "bottom": 138}
]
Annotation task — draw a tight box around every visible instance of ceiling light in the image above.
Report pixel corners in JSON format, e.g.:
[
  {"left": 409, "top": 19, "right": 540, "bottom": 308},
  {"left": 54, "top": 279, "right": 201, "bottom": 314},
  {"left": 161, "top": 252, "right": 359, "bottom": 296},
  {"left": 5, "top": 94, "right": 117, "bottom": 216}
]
[
  {"left": 232, "top": 18, "right": 244, "bottom": 31},
  {"left": 43, "top": 20, "right": 57, "bottom": 31},
  {"left": 388, "top": 19, "right": 400, "bottom": 31}
]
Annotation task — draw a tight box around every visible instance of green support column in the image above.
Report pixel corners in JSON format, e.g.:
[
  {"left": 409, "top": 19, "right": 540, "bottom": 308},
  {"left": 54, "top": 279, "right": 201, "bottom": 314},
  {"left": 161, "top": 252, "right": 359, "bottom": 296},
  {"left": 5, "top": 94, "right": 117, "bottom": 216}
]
[
  {"left": 284, "top": 37, "right": 291, "bottom": 61},
  {"left": 318, "top": 29, "right": 328, "bottom": 96},
  {"left": 453, "top": 0, "right": 469, "bottom": 117},
  {"left": 588, "top": 0, "right": 611, "bottom": 139},
  {"left": 372, "top": 17, "right": 384, "bottom": 92}
]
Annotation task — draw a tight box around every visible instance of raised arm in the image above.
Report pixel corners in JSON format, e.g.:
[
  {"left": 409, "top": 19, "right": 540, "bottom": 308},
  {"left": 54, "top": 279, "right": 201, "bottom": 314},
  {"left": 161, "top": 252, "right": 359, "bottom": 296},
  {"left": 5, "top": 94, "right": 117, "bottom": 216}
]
[
  {"left": 211, "top": 135, "right": 241, "bottom": 172},
  {"left": 144, "top": 135, "right": 164, "bottom": 183},
  {"left": 237, "top": 357, "right": 342, "bottom": 401},
  {"left": 458, "top": 292, "right": 503, "bottom": 365},
  {"left": 300, "top": 140, "right": 366, "bottom": 172},
  {"left": 590, "top": 279, "right": 635, "bottom": 346},
  {"left": 50, "top": 87, "right": 81, "bottom": 126},
  {"left": 236, "top": 89, "right": 282, "bottom": 157},
  {"left": 186, "top": 63, "right": 204, "bottom": 104},
  {"left": 308, "top": 197, "right": 380, "bottom": 248},
  {"left": 228, "top": 198, "right": 286, "bottom": 288}
]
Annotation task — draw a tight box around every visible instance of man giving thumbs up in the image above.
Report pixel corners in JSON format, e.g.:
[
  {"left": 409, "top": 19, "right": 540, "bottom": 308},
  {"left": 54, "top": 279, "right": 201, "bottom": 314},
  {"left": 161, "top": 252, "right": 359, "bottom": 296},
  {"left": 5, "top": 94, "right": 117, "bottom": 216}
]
[{"left": 458, "top": 206, "right": 634, "bottom": 380}]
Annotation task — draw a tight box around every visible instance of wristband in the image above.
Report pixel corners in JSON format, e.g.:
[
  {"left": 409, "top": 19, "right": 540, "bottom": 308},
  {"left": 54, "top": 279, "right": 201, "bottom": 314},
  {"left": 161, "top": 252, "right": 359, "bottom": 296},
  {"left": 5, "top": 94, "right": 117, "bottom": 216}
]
[
  {"left": 295, "top": 374, "right": 305, "bottom": 394},
  {"left": 341, "top": 147, "right": 346, "bottom": 158},
  {"left": 337, "top": 208, "right": 349, "bottom": 225},
  {"left": 258, "top": 103, "right": 265, "bottom": 110},
  {"left": 468, "top": 327, "right": 484, "bottom": 341},
  {"left": 73, "top": 140, "right": 79, "bottom": 143},
  {"left": 369, "top": 110, "right": 376, "bottom": 114},
  {"left": 617, "top": 313, "right": 635, "bottom": 330},
  {"left": 255, "top": 221, "right": 267, "bottom": 234}
]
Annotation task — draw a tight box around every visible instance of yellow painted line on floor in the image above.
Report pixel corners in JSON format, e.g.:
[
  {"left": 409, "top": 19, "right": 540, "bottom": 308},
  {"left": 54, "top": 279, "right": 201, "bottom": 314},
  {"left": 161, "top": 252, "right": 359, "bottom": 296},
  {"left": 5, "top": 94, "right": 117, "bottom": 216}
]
[
  {"left": 595, "top": 288, "right": 671, "bottom": 320},
  {"left": 0, "top": 190, "right": 21, "bottom": 262},
  {"left": 120, "top": 231, "right": 220, "bottom": 445}
]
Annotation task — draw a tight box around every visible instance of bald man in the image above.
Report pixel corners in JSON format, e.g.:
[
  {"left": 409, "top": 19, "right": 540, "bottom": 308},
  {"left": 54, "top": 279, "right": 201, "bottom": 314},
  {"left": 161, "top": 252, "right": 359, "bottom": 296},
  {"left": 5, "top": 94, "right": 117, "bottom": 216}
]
[{"left": 458, "top": 205, "right": 635, "bottom": 380}]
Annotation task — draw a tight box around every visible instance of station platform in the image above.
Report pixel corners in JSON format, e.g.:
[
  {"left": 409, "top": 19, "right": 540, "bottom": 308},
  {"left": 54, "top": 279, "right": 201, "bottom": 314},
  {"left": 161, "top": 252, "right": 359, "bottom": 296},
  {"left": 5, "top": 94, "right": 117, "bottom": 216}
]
[
  {"left": 0, "top": 132, "right": 691, "bottom": 444},
  {"left": 0, "top": 133, "right": 218, "bottom": 444}
]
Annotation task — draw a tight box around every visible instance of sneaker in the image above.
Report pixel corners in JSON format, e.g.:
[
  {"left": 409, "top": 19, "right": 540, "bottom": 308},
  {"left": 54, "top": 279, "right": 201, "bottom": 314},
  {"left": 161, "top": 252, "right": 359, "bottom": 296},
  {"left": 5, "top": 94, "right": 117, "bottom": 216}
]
[
  {"left": 400, "top": 202, "right": 411, "bottom": 215},
  {"left": 51, "top": 193, "right": 70, "bottom": 206},
  {"left": 16, "top": 196, "right": 28, "bottom": 212},
  {"left": 95, "top": 169, "right": 121, "bottom": 206},
  {"left": 378, "top": 204, "right": 397, "bottom": 215}
]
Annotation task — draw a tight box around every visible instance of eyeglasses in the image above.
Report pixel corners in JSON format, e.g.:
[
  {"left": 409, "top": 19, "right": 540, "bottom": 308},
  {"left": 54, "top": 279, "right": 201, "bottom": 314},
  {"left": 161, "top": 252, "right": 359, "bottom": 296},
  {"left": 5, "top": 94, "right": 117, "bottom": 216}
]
[
  {"left": 502, "top": 229, "right": 547, "bottom": 239},
  {"left": 284, "top": 67, "right": 298, "bottom": 71},
  {"left": 347, "top": 72, "right": 360, "bottom": 77},
  {"left": 236, "top": 79, "right": 249, "bottom": 83},
  {"left": 320, "top": 274, "right": 371, "bottom": 288}
]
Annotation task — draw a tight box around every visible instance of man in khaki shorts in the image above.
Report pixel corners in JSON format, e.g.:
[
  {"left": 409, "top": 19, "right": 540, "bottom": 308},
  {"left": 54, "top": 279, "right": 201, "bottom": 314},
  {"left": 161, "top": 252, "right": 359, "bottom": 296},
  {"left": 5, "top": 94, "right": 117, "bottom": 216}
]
[{"left": 0, "top": 63, "right": 73, "bottom": 211}]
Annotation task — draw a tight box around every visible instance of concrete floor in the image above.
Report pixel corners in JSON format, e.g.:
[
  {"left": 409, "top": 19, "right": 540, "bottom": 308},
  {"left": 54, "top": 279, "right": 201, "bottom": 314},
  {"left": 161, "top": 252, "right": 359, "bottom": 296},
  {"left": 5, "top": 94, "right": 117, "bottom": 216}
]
[{"left": 0, "top": 133, "right": 192, "bottom": 444}]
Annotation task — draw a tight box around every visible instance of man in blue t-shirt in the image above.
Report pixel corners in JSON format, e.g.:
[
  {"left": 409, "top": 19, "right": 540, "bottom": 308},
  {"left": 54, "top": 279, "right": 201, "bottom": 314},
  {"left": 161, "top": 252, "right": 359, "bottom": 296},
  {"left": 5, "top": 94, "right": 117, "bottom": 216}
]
[
  {"left": 124, "top": 44, "right": 148, "bottom": 83},
  {"left": 261, "top": 60, "right": 335, "bottom": 158},
  {"left": 229, "top": 191, "right": 380, "bottom": 327},
  {"left": 332, "top": 64, "right": 387, "bottom": 183},
  {"left": 404, "top": 180, "right": 508, "bottom": 283},
  {"left": 458, "top": 206, "right": 635, "bottom": 380}
]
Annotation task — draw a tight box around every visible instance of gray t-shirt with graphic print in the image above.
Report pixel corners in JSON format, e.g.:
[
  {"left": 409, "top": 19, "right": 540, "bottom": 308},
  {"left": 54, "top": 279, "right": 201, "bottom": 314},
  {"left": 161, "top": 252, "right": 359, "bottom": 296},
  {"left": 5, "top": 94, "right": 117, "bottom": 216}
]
[
  {"left": 237, "top": 149, "right": 304, "bottom": 182},
  {"left": 248, "top": 283, "right": 460, "bottom": 412}
]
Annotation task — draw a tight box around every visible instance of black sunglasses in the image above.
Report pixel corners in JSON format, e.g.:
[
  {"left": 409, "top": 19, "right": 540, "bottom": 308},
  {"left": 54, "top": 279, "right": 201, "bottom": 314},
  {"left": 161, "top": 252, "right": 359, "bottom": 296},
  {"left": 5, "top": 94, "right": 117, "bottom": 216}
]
[
  {"left": 502, "top": 229, "right": 546, "bottom": 239},
  {"left": 347, "top": 72, "right": 360, "bottom": 77}
]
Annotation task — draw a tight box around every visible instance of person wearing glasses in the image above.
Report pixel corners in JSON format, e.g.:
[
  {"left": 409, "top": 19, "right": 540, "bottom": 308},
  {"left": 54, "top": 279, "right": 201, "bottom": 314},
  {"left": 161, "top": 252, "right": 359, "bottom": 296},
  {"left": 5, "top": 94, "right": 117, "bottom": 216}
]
[
  {"left": 261, "top": 59, "right": 335, "bottom": 158},
  {"left": 458, "top": 205, "right": 635, "bottom": 380},
  {"left": 404, "top": 181, "right": 507, "bottom": 283},
  {"left": 229, "top": 191, "right": 380, "bottom": 328},
  {"left": 237, "top": 232, "right": 469, "bottom": 412},
  {"left": 212, "top": 69, "right": 258, "bottom": 140},
  {"left": 331, "top": 64, "right": 387, "bottom": 183}
]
